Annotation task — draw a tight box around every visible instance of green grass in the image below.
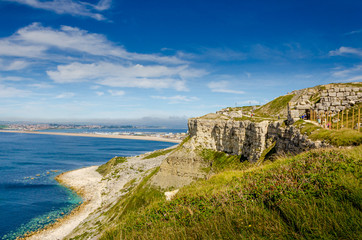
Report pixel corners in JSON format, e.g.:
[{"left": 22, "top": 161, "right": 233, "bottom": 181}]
[
  {"left": 96, "top": 156, "right": 127, "bottom": 176},
  {"left": 254, "top": 94, "right": 294, "bottom": 118},
  {"left": 200, "top": 149, "right": 251, "bottom": 174},
  {"left": 258, "top": 141, "right": 276, "bottom": 163},
  {"left": 99, "top": 146, "right": 362, "bottom": 240},
  {"left": 309, "top": 129, "right": 362, "bottom": 146},
  {"left": 143, "top": 148, "right": 174, "bottom": 160},
  {"left": 0, "top": 125, "right": 7, "bottom": 129},
  {"left": 293, "top": 120, "right": 362, "bottom": 146}
]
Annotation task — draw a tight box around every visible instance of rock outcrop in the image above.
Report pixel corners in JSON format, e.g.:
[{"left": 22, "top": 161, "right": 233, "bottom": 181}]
[
  {"left": 153, "top": 82, "right": 361, "bottom": 189},
  {"left": 153, "top": 117, "right": 329, "bottom": 189},
  {"left": 188, "top": 118, "right": 327, "bottom": 162}
]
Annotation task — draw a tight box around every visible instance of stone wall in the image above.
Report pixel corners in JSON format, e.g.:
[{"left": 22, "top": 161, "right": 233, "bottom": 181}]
[{"left": 288, "top": 84, "right": 362, "bottom": 122}]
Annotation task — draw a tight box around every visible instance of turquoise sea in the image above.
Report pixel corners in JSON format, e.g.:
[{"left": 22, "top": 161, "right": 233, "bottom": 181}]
[{"left": 0, "top": 131, "right": 177, "bottom": 240}]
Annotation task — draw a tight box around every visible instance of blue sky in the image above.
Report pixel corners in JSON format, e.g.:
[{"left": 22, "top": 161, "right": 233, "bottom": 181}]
[{"left": 0, "top": 0, "right": 361, "bottom": 124}]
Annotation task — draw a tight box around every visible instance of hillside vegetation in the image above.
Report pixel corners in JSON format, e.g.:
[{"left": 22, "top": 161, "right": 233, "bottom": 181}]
[
  {"left": 293, "top": 120, "right": 362, "bottom": 146},
  {"left": 95, "top": 144, "right": 361, "bottom": 240},
  {"left": 254, "top": 94, "right": 294, "bottom": 118}
]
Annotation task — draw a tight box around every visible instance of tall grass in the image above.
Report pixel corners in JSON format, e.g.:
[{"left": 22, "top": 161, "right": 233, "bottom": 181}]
[
  {"left": 98, "top": 146, "right": 362, "bottom": 240},
  {"left": 293, "top": 120, "right": 362, "bottom": 146}
]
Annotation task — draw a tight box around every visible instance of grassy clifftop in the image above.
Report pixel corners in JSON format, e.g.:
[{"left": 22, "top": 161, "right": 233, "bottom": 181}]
[{"left": 96, "top": 145, "right": 361, "bottom": 240}]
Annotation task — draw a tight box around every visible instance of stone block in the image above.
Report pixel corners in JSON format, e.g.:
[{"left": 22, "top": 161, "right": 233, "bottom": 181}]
[
  {"left": 321, "top": 92, "right": 327, "bottom": 97},
  {"left": 331, "top": 101, "right": 340, "bottom": 106},
  {"left": 297, "top": 104, "right": 311, "bottom": 110},
  {"left": 336, "top": 92, "right": 344, "bottom": 97},
  {"left": 334, "top": 87, "right": 339, "bottom": 92},
  {"left": 347, "top": 96, "right": 358, "bottom": 101},
  {"left": 353, "top": 87, "right": 359, "bottom": 92},
  {"left": 339, "top": 87, "right": 345, "bottom": 91},
  {"left": 358, "top": 92, "right": 362, "bottom": 97},
  {"left": 316, "top": 103, "right": 323, "bottom": 108},
  {"left": 330, "top": 106, "right": 336, "bottom": 111},
  {"left": 329, "top": 92, "right": 336, "bottom": 97},
  {"left": 344, "top": 92, "right": 350, "bottom": 96},
  {"left": 337, "top": 106, "right": 345, "bottom": 111},
  {"left": 345, "top": 87, "right": 352, "bottom": 92}
]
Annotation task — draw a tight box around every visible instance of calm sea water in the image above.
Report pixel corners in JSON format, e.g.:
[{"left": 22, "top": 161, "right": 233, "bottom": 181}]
[{"left": 0, "top": 132, "right": 177, "bottom": 240}]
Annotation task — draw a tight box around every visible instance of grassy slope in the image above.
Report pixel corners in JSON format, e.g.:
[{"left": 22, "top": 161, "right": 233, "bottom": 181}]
[
  {"left": 96, "top": 156, "right": 127, "bottom": 176},
  {"left": 293, "top": 120, "right": 362, "bottom": 146},
  {"left": 254, "top": 94, "right": 294, "bottom": 118},
  {"left": 99, "top": 145, "right": 361, "bottom": 240},
  {"left": 143, "top": 148, "right": 174, "bottom": 160}
]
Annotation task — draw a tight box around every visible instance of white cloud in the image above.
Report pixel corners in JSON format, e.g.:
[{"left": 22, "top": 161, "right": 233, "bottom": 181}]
[
  {"left": 0, "top": 39, "right": 46, "bottom": 58},
  {"left": 346, "top": 75, "right": 362, "bottom": 82},
  {"left": 108, "top": 90, "right": 125, "bottom": 96},
  {"left": 332, "top": 64, "right": 362, "bottom": 77},
  {"left": 329, "top": 47, "right": 362, "bottom": 57},
  {"left": 29, "top": 83, "right": 54, "bottom": 88},
  {"left": 0, "top": 59, "right": 30, "bottom": 71},
  {"left": 55, "top": 92, "right": 75, "bottom": 99},
  {"left": 7, "top": 0, "right": 111, "bottom": 21},
  {"left": 0, "top": 84, "right": 29, "bottom": 98},
  {"left": 208, "top": 81, "right": 245, "bottom": 94},
  {"left": 46, "top": 62, "right": 202, "bottom": 91},
  {"left": 345, "top": 29, "right": 362, "bottom": 35},
  {"left": 0, "top": 23, "right": 186, "bottom": 64},
  {"left": 96, "top": 91, "right": 104, "bottom": 96},
  {"left": 0, "top": 75, "right": 32, "bottom": 81},
  {"left": 152, "top": 95, "right": 199, "bottom": 104}
]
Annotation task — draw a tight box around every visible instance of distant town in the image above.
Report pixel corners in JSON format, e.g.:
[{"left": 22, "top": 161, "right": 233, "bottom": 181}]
[{"left": 0, "top": 123, "right": 187, "bottom": 141}]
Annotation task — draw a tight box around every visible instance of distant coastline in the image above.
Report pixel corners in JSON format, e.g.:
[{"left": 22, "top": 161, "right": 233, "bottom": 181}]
[{"left": 0, "top": 130, "right": 181, "bottom": 143}]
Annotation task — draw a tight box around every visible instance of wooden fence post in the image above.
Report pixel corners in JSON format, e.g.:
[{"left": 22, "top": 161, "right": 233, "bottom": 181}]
[
  {"left": 359, "top": 108, "right": 361, "bottom": 132},
  {"left": 341, "top": 110, "right": 344, "bottom": 128},
  {"left": 346, "top": 110, "right": 349, "bottom": 129},
  {"left": 337, "top": 111, "right": 339, "bottom": 130}
]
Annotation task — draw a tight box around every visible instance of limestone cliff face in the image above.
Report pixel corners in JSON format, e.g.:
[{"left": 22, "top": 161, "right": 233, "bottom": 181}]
[
  {"left": 188, "top": 118, "right": 327, "bottom": 162},
  {"left": 152, "top": 117, "right": 328, "bottom": 189}
]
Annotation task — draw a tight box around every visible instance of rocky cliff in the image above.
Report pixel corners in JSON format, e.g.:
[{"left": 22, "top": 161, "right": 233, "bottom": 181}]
[
  {"left": 153, "top": 82, "right": 361, "bottom": 189},
  {"left": 152, "top": 117, "right": 329, "bottom": 189},
  {"left": 188, "top": 118, "right": 327, "bottom": 162}
]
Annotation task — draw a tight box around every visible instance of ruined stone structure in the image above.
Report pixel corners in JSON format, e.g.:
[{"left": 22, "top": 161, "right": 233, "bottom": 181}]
[{"left": 288, "top": 83, "right": 362, "bottom": 123}]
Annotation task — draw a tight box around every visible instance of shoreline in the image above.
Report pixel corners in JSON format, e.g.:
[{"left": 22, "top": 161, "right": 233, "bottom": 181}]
[
  {"left": 23, "top": 166, "right": 103, "bottom": 240},
  {"left": 0, "top": 130, "right": 181, "bottom": 143}
]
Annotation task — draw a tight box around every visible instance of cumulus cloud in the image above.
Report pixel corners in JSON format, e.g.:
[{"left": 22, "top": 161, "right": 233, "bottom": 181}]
[
  {"left": 0, "top": 75, "right": 32, "bottom": 81},
  {"left": 0, "top": 23, "right": 206, "bottom": 92},
  {"left": 46, "top": 62, "right": 203, "bottom": 91},
  {"left": 0, "top": 23, "right": 187, "bottom": 64},
  {"left": 0, "top": 84, "right": 29, "bottom": 98},
  {"left": 329, "top": 47, "right": 362, "bottom": 57},
  {"left": 0, "top": 59, "right": 31, "bottom": 71},
  {"left": 55, "top": 92, "right": 75, "bottom": 99},
  {"left": 208, "top": 81, "right": 245, "bottom": 94},
  {"left": 152, "top": 95, "right": 199, "bottom": 104},
  {"left": 108, "top": 90, "right": 125, "bottom": 96},
  {"left": 7, "top": 0, "right": 112, "bottom": 20},
  {"left": 96, "top": 91, "right": 104, "bottom": 96},
  {"left": 332, "top": 64, "right": 362, "bottom": 77}
]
